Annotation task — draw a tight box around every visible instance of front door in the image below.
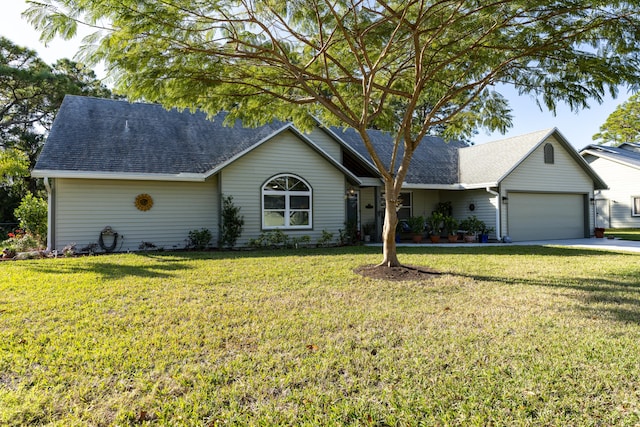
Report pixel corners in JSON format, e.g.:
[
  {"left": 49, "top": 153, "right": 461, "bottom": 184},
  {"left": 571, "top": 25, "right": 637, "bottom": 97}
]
[{"left": 346, "top": 190, "right": 359, "bottom": 231}]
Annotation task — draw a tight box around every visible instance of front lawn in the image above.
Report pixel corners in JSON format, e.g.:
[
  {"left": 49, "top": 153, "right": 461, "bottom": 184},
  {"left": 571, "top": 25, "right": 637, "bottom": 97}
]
[{"left": 2, "top": 246, "right": 640, "bottom": 425}]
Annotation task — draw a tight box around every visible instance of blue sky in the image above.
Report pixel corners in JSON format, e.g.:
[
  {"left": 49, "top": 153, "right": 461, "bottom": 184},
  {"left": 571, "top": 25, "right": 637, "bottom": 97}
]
[{"left": 2, "top": 1, "right": 631, "bottom": 150}]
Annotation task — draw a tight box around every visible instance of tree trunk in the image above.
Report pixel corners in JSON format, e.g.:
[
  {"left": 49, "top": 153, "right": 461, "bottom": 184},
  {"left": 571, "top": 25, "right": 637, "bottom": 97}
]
[{"left": 378, "top": 182, "right": 402, "bottom": 267}]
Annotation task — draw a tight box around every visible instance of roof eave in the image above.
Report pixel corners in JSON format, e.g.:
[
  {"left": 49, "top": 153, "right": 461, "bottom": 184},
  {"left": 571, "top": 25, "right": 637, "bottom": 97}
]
[{"left": 31, "top": 170, "right": 207, "bottom": 182}]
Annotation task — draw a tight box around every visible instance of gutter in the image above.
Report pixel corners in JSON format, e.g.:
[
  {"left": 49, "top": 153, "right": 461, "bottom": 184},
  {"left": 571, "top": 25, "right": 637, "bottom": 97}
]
[
  {"left": 44, "top": 177, "right": 55, "bottom": 251},
  {"left": 485, "top": 187, "right": 501, "bottom": 240}
]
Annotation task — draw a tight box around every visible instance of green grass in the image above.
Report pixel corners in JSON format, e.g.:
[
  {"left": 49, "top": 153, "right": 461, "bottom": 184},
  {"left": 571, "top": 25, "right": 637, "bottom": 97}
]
[
  {"left": 2, "top": 246, "right": 640, "bottom": 426},
  {"left": 606, "top": 228, "right": 640, "bottom": 241}
]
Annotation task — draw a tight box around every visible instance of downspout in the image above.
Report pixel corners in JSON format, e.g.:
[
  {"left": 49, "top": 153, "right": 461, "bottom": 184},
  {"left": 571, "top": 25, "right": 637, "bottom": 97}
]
[
  {"left": 485, "top": 187, "right": 501, "bottom": 240},
  {"left": 44, "top": 177, "right": 55, "bottom": 252}
]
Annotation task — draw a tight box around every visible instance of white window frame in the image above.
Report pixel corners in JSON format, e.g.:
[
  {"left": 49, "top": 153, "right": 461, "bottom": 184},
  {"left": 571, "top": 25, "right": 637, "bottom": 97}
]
[
  {"left": 262, "top": 174, "right": 312, "bottom": 229},
  {"left": 632, "top": 196, "right": 640, "bottom": 216}
]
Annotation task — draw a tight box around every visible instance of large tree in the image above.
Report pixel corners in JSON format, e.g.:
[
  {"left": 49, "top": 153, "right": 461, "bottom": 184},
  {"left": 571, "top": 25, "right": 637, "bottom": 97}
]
[
  {"left": 592, "top": 92, "right": 640, "bottom": 146},
  {"left": 26, "top": 0, "right": 640, "bottom": 266},
  {"left": 0, "top": 37, "right": 111, "bottom": 224}
]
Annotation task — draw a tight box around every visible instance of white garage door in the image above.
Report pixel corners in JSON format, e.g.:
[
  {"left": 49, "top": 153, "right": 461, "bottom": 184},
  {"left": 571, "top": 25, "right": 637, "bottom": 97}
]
[{"left": 507, "top": 193, "right": 586, "bottom": 241}]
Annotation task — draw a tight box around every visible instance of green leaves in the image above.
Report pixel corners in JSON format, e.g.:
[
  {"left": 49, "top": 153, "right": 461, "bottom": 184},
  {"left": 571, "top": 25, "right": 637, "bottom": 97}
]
[{"left": 593, "top": 92, "right": 640, "bottom": 145}]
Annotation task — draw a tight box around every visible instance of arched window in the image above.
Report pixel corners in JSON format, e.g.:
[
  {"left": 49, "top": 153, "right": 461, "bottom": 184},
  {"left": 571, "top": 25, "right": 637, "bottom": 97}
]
[
  {"left": 262, "top": 174, "right": 312, "bottom": 229},
  {"left": 544, "top": 143, "right": 554, "bottom": 164}
]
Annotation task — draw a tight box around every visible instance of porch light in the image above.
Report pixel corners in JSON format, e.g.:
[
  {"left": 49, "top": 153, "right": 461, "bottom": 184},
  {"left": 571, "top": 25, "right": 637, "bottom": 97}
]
[{"left": 501, "top": 196, "right": 508, "bottom": 204}]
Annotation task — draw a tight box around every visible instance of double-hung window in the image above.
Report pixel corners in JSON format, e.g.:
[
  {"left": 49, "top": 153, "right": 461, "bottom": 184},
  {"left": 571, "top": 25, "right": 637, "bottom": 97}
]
[{"left": 262, "top": 174, "right": 312, "bottom": 229}]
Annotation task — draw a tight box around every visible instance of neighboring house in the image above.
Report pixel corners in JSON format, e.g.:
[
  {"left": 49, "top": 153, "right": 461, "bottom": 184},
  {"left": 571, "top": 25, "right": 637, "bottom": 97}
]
[
  {"left": 580, "top": 143, "right": 640, "bottom": 228},
  {"left": 32, "top": 95, "right": 606, "bottom": 252}
]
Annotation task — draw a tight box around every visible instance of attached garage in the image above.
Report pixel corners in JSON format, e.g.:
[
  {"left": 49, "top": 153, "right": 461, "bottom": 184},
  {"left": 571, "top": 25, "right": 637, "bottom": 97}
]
[{"left": 507, "top": 192, "right": 588, "bottom": 241}]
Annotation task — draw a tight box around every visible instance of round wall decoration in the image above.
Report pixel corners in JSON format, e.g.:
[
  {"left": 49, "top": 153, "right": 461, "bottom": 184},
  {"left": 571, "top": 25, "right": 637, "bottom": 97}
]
[{"left": 135, "top": 193, "right": 154, "bottom": 211}]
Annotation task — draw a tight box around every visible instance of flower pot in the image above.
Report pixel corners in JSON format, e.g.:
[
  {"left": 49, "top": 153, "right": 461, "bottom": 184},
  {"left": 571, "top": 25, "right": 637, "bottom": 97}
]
[
  {"left": 479, "top": 234, "right": 489, "bottom": 243},
  {"left": 594, "top": 227, "right": 605, "bottom": 238},
  {"left": 429, "top": 235, "right": 441, "bottom": 243},
  {"left": 464, "top": 234, "right": 475, "bottom": 243},
  {"left": 447, "top": 234, "right": 459, "bottom": 243},
  {"left": 412, "top": 234, "right": 424, "bottom": 243}
]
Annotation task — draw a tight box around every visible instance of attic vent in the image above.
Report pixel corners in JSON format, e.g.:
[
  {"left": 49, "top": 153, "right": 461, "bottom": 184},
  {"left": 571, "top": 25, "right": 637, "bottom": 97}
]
[{"left": 544, "top": 143, "right": 554, "bottom": 164}]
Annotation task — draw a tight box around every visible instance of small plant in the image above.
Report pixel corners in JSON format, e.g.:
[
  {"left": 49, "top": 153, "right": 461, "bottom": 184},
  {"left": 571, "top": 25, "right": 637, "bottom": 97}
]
[
  {"left": 62, "top": 243, "right": 77, "bottom": 257},
  {"left": 460, "top": 215, "right": 486, "bottom": 236},
  {"left": 362, "top": 223, "right": 374, "bottom": 236},
  {"left": 219, "top": 195, "right": 244, "bottom": 248},
  {"left": 291, "top": 235, "right": 311, "bottom": 248},
  {"left": 248, "top": 230, "right": 290, "bottom": 249},
  {"left": 138, "top": 241, "right": 157, "bottom": 251},
  {"left": 187, "top": 228, "right": 212, "bottom": 250},
  {"left": 317, "top": 229, "right": 334, "bottom": 247},
  {"left": 407, "top": 216, "right": 426, "bottom": 235},
  {"left": 1, "top": 229, "right": 41, "bottom": 252},
  {"left": 426, "top": 212, "right": 445, "bottom": 235},
  {"left": 443, "top": 216, "right": 459, "bottom": 236}
]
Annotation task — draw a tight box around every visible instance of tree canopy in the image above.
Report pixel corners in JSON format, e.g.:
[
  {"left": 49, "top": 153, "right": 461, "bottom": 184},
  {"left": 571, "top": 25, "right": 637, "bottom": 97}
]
[
  {"left": 0, "top": 36, "right": 111, "bottom": 225},
  {"left": 592, "top": 93, "right": 640, "bottom": 146},
  {"left": 25, "top": 0, "right": 640, "bottom": 266}
]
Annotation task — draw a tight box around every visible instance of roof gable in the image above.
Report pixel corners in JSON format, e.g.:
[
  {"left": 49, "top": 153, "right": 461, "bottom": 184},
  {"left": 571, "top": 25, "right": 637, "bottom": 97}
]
[{"left": 461, "top": 128, "right": 606, "bottom": 189}]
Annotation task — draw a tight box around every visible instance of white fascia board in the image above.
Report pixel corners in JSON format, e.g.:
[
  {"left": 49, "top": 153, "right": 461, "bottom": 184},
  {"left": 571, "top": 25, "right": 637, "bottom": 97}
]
[
  {"left": 30, "top": 170, "right": 206, "bottom": 182},
  {"left": 358, "top": 177, "right": 384, "bottom": 187},
  {"left": 458, "top": 182, "right": 500, "bottom": 190},
  {"left": 401, "top": 183, "right": 467, "bottom": 190}
]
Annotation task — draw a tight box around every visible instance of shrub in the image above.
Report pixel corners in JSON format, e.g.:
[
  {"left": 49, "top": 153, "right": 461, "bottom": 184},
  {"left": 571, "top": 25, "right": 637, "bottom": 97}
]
[
  {"left": 248, "top": 230, "right": 290, "bottom": 249},
  {"left": 317, "top": 230, "right": 334, "bottom": 247},
  {"left": 14, "top": 193, "right": 47, "bottom": 245},
  {"left": 219, "top": 195, "right": 244, "bottom": 248},
  {"left": 187, "top": 228, "right": 212, "bottom": 250},
  {"left": 1, "top": 231, "right": 42, "bottom": 252}
]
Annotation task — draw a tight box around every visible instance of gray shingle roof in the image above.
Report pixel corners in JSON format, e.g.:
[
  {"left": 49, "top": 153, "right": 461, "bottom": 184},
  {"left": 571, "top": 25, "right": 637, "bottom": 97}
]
[
  {"left": 580, "top": 143, "right": 640, "bottom": 170},
  {"left": 34, "top": 95, "right": 288, "bottom": 175},
  {"left": 332, "top": 127, "right": 467, "bottom": 185}
]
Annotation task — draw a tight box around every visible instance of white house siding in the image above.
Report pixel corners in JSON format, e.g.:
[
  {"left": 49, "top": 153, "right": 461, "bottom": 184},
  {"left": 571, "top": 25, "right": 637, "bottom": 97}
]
[
  {"left": 584, "top": 156, "right": 640, "bottom": 228},
  {"left": 307, "top": 127, "right": 344, "bottom": 161},
  {"left": 219, "top": 130, "right": 347, "bottom": 247},
  {"left": 410, "top": 190, "right": 440, "bottom": 218},
  {"left": 500, "top": 136, "right": 594, "bottom": 240},
  {"left": 443, "top": 189, "right": 498, "bottom": 238},
  {"left": 52, "top": 177, "right": 218, "bottom": 252}
]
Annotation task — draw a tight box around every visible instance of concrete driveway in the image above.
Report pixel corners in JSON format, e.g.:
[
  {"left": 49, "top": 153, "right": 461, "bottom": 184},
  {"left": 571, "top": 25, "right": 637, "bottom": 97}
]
[{"left": 390, "top": 237, "right": 640, "bottom": 253}]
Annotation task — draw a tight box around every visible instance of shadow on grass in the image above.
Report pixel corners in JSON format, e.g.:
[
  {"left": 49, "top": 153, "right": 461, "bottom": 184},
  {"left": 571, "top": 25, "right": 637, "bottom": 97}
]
[
  {"left": 30, "top": 258, "right": 194, "bottom": 281},
  {"left": 458, "top": 269, "right": 640, "bottom": 324}
]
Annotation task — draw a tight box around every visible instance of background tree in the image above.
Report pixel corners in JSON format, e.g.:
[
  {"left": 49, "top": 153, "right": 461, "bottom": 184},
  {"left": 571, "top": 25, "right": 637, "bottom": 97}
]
[
  {"left": 592, "top": 93, "right": 640, "bottom": 146},
  {"left": 0, "top": 36, "right": 111, "bottom": 228},
  {"left": 26, "top": 1, "right": 640, "bottom": 267}
]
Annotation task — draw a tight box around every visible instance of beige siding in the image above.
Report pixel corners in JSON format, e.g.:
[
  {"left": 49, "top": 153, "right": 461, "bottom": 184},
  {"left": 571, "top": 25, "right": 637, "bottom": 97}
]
[
  {"left": 307, "top": 127, "right": 343, "bottom": 160},
  {"left": 501, "top": 136, "right": 594, "bottom": 237},
  {"left": 220, "top": 130, "right": 346, "bottom": 246},
  {"left": 501, "top": 137, "right": 593, "bottom": 192},
  {"left": 410, "top": 190, "right": 440, "bottom": 218},
  {"left": 53, "top": 178, "right": 218, "bottom": 252},
  {"left": 444, "top": 189, "right": 498, "bottom": 238},
  {"left": 586, "top": 156, "right": 640, "bottom": 228}
]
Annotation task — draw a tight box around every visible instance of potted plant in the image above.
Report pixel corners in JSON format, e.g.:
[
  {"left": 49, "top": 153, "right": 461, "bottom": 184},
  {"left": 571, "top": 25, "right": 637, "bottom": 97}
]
[
  {"left": 594, "top": 227, "right": 605, "bottom": 238},
  {"left": 407, "top": 216, "right": 425, "bottom": 243},
  {"left": 426, "top": 212, "right": 445, "bottom": 243},
  {"left": 443, "top": 215, "right": 459, "bottom": 243},
  {"left": 362, "top": 223, "right": 374, "bottom": 242},
  {"left": 479, "top": 225, "right": 494, "bottom": 243},
  {"left": 460, "top": 215, "right": 485, "bottom": 243}
]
